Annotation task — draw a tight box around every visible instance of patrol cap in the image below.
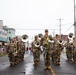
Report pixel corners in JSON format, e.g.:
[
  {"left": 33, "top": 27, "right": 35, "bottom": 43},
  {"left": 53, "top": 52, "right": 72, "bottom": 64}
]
[
  {"left": 56, "top": 34, "right": 58, "bottom": 36},
  {"left": 45, "top": 29, "right": 48, "bottom": 32},
  {"left": 73, "top": 37, "right": 75, "bottom": 40},
  {"left": 35, "top": 35, "right": 38, "bottom": 38}
]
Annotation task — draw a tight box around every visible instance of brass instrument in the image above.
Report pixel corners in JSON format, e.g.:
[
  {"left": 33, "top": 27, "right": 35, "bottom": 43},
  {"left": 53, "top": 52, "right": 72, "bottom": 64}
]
[
  {"left": 68, "top": 33, "right": 73, "bottom": 44},
  {"left": 38, "top": 33, "right": 43, "bottom": 38},
  {"left": 22, "top": 34, "right": 28, "bottom": 42},
  {"left": 22, "top": 34, "right": 28, "bottom": 40},
  {"left": 13, "top": 51, "right": 18, "bottom": 56},
  {"left": 43, "top": 35, "right": 54, "bottom": 46},
  {"left": 13, "top": 48, "right": 18, "bottom": 56},
  {"left": 69, "top": 33, "right": 73, "bottom": 38},
  {"left": 34, "top": 41, "right": 40, "bottom": 48},
  {"left": 38, "top": 33, "right": 43, "bottom": 40},
  {"left": 43, "top": 37, "right": 50, "bottom": 47}
]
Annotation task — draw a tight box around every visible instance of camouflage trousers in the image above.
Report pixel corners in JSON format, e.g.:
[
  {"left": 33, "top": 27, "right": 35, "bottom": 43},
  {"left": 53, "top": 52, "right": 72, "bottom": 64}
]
[
  {"left": 8, "top": 53, "right": 15, "bottom": 65},
  {"left": 33, "top": 49, "right": 40, "bottom": 62},
  {"left": 66, "top": 50, "right": 73, "bottom": 61},
  {"left": 20, "top": 52, "right": 25, "bottom": 60},
  {"left": 43, "top": 50, "right": 51, "bottom": 66},
  {"left": 73, "top": 52, "right": 76, "bottom": 62},
  {"left": 51, "top": 50, "right": 61, "bottom": 63}
]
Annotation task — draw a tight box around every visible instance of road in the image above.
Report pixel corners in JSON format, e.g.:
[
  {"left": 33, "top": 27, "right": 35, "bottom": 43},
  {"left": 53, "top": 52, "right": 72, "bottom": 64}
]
[{"left": 0, "top": 52, "right": 76, "bottom": 75}]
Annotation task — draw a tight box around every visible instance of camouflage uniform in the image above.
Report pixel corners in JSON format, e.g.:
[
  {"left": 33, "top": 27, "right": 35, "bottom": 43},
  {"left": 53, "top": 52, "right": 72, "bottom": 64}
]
[
  {"left": 17, "top": 41, "right": 22, "bottom": 62},
  {"left": 13, "top": 42, "right": 18, "bottom": 65},
  {"left": 51, "top": 34, "right": 63, "bottom": 65},
  {"left": 52, "top": 39, "right": 62, "bottom": 65},
  {"left": 72, "top": 38, "right": 76, "bottom": 63},
  {"left": 50, "top": 40, "right": 55, "bottom": 63},
  {"left": 41, "top": 35, "right": 51, "bottom": 69},
  {"left": 21, "top": 42, "right": 25, "bottom": 61},
  {"left": 65, "top": 39, "right": 73, "bottom": 61},
  {"left": 8, "top": 42, "right": 15, "bottom": 66},
  {"left": 31, "top": 36, "right": 41, "bottom": 66}
]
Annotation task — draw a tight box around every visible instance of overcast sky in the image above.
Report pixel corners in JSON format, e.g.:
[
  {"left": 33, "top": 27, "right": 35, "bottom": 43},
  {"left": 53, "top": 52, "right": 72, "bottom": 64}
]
[{"left": 0, "top": 0, "right": 75, "bottom": 38}]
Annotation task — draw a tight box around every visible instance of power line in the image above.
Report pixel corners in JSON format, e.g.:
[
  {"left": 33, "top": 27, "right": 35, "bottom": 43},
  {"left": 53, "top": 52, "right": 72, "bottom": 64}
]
[
  {"left": 14, "top": 28, "right": 59, "bottom": 30},
  {"left": 63, "top": 25, "right": 73, "bottom": 34},
  {"left": 61, "top": 23, "right": 74, "bottom": 26}
]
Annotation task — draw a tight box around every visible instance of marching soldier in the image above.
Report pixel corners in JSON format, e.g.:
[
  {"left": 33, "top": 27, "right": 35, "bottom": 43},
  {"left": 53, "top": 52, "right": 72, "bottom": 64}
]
[
  {"left": 13, "top": 37, "right": 19, "bottom": 64},
  {"left": 8, "top": 39, "right": 15, "bottom": 66},
  {"left": 17, "top": 41, "right": 22, "bottom": 62},
  {"left": 52, "top": 34, "right": 62, "bottom": 65},
  {"left": 41, "top": 29, "right": 52, "bottom": 70},
  {"left": 65, "top": 33, "right": 73, "bottom": 61},
  {"left": 20, "top": 41, "right": 26, "bottom": 61},
  {"left": 49, "top": 36, "right": 55, "bottom": 63},
  {"left": 72, "top": 38, "right": 76, "bottom": 63},
  {"left": 15, "top": 36, "right": 22, "bottom": 63},
  {"left": 31, "top": 35, "right": 41, "bottom": 66}
]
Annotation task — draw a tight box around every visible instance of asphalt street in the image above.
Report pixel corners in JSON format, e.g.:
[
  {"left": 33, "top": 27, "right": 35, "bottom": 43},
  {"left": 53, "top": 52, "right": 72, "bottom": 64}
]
[{"left": 0, "top": 52, "right": 76, "bottom": 75}]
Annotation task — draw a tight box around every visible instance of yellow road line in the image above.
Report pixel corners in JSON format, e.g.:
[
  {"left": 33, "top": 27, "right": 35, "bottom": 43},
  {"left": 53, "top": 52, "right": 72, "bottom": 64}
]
[
  {"left": 46, "top": 66, "right": 56, "bottom": 75},
  {"left": 50, "top": 65, "right": 56, "bottom": 75}
]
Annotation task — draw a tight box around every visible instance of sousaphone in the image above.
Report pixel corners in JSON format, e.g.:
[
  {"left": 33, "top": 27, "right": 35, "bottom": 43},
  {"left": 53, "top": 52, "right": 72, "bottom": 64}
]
[{"left": 22, "top": 34, "right": 28, "bottom": 42}]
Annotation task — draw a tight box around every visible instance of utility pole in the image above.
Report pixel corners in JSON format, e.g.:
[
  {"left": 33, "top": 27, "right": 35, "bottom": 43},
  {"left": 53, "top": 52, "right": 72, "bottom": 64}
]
[
  {"left": 52, "top": 29, "right": 55, "bottom": 37},
  {"left": 74, "top": 0, "right": 76, "bottom": 38},
  {"left": 57, "top": 19, "right": 63, "bottom": 39}
]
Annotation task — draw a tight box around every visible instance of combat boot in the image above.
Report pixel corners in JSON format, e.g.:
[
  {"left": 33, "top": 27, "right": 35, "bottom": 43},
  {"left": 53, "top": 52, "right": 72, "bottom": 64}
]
[
  {"left": 44, "top": 66, "right": 48, "bottom": 70},
  {"left": 33, "top": 61, "right": 37, "bottom": 66},
  {"left": 74, "top": 61, "right": 76, "bottom": 64},
  {"left": 10, "top": 62, "right": 14, "bottom": 67},
  {"left": 14, "top": 62, "right": 17, "bottom": 65},
  {"left": 56, "top": 62, "right": 60, "bottom": 65},
  {"left": 22, "top": 58, "right": 24, "bottom": 61},
  {"left": 54, "top": 61, "right": 56, "bottom": 64},
  {"left": 37, "top": 61, "right": 40, "bottom": 65},
  {"left": 47, "top": 65, "right": 51, "bottom": 70}
]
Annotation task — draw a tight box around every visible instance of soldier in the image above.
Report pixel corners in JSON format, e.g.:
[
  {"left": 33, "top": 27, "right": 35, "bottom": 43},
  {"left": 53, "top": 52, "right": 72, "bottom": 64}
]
[
  {"left": 17, "top": 41, "right": 22, "bottom": 62},
  {"left": 20, "top": 41, "right": 26, "bottom": 61},
  {"left": 31, "top": 35, "right": 41, "bottom": 66},
  {"left": 15, "top": 36, "right": 21, "bottom": 63},
  {"left": 52, "top": 34, "right": 62, "bottom": 65},
  {"left": 8, "top": 39, "right": 15, "bottom": 66},
  {"left": 72, "top": 38, "right": 76, "bottom": 63},
  {"left": 49, "top": 36, "right": 54, "bottom": 63},
  {"left": 41, "top": 29, "right": 52, "bottom": 70},
  {"left": 65, "top": 33, "right": 73, "bottom": 61},
  {"left": 13, "top": 37, "right": 19, "bottom": 65}
]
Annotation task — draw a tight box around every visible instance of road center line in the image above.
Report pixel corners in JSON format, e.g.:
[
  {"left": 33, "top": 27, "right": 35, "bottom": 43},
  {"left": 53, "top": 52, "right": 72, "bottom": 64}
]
[{"left": 50, "top": 65, "right": 56, "bottom": 75}]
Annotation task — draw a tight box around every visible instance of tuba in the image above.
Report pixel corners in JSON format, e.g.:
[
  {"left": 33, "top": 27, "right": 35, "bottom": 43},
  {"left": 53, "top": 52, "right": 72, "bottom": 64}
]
[
  {"left": 34, "top": 41, "right": 40, "bottom": 48},
  {"left": 22, "top": 34, "right": 28, "bottom": 42},
  {"left": 38, "top": 33, "right": 43, "bottom": 40},
  {"left": 38, "top": 33, "right": 43, "bottom": 38},
  {"left": 69, "top": 33, "right": 73, "bottom": 38},
  {"left": 68, "top": 33, "right": 73, "bottom": 43}
]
